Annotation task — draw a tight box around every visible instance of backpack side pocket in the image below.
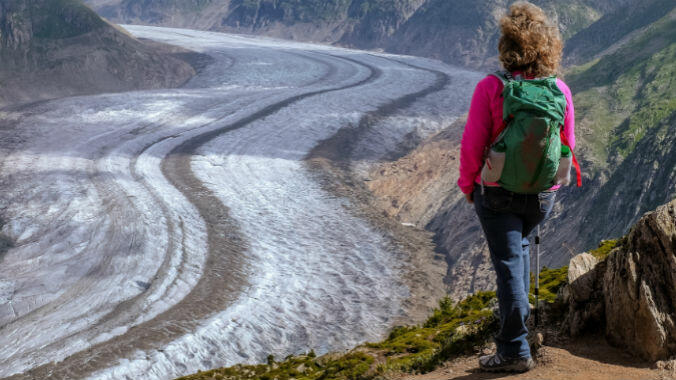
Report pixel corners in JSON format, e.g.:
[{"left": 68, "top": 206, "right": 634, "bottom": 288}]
[{"left": 481, "top": 149, "right": 506, "bottom": 183}]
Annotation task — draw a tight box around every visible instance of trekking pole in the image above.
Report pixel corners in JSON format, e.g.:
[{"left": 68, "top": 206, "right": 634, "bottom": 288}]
[{"left": 534, "top": 225, "right": 540, "bottom": 327}]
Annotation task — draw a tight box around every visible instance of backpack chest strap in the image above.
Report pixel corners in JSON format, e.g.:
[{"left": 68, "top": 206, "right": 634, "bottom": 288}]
[{"left": 560, "top": 129, "right": 582, "bottom": 187}]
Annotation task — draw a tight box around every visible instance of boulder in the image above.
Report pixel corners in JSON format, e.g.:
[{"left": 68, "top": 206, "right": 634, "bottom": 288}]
[
  {"left": 568, "top": 253, "right": 599, "bottom": 302},
  {"left": 603, "top": 200, "right": 676, "bottom": 361},
  {"left": 564, "top": 254, "right": 605, "bottom": 337}
]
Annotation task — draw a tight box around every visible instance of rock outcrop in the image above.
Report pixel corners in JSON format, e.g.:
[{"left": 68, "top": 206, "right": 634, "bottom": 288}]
[
  {"left": 564, "top": 199, "right": 676, "bottom": 362},
  {"left": 604, "top": 199, "right": 676, "bottom": 361},
  {"left": 565, "top": 253, "right": 606, "bottom": 337}
]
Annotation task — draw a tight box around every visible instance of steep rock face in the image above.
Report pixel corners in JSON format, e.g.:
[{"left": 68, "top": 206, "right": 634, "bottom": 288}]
[
  {"left": 219, "top": 0, "right": 352, "bottom": 42},
  {"left": 0, "top": 0, "right": 195, "bottom": 107},
  {"left": 365, "top": 118, "right": 464, "bottom": 228},
  {"left": 364, "top": 118, "right": 496, "bottom": 298},
  {"left": 91, "top": 0, "right": 217, "bottom": 26},
  {"left": 383, "top": 0, "right": 506, "bottom": 69},
  {"left": 382, "top": 0, "right": 634, "bottom": 70},
  {"left": 339, "top": 0, "right": 426, "bottom": 49},
  {"left": 603, "top": 199, "right": 676, "bottom": 361}
]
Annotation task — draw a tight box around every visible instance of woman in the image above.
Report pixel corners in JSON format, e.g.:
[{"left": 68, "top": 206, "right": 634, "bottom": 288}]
[{"left": 458, "top": 1, "right": 575, "bottom": 373}]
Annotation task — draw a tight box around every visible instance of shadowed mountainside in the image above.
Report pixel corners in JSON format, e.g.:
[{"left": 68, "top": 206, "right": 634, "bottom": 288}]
[{"left": 0, "top": 0, "right": 195, "bottom": 108}]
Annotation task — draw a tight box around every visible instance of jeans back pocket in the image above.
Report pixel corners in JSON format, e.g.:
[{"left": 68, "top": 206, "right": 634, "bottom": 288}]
[{"left": 482, "top": 187, "right": 513, "bottom": 212}]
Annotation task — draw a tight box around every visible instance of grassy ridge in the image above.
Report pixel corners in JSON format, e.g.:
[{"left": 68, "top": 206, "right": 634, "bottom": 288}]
[
  {"left": 567, "top": 12, "right": 676, "bottom": 168},
  {"left": 564, "top": 10, "right": 676, "bottom": 246},
  {"left": 176, "top": 292, "right": 498, "bottom": 380}
]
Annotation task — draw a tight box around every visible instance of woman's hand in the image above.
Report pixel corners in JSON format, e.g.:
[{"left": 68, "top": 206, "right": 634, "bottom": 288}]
[{"left": 465, "top": 192, "right": 474, "bottom": 204}]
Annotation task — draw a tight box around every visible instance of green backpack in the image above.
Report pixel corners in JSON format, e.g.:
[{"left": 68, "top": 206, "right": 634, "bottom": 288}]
[{"left": 482, "top": 71, "right": 578, "bottom": 194}]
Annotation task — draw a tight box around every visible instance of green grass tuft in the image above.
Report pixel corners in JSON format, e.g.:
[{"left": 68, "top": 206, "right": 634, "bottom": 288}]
[
  {"left": 530, "top": 266, "right": 569, "bottom": 304},
  {"left": 175, "top": 292, "right": 498, "bottom": 380},
  {"left": 589, "top": 239, "right": 619, "bottom": 260},
  {"left": 368, "top": 291, "right": 497, "bottom": 374},
  {"left": 175, "top": 234, "right": 636, "bottom": 380}
]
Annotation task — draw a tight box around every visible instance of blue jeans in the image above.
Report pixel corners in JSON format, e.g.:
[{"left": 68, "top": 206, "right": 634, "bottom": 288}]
[{"left": 473, "top": 185, "right": 556, "bottom": 359}]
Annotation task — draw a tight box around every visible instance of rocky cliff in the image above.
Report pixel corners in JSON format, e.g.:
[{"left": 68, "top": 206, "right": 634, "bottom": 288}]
[
  {"left": 363, "top": 119, "right": 497, "bottom": 298},
  {"left": 0, "top": 0, "right": 195, "bottom": 107}
]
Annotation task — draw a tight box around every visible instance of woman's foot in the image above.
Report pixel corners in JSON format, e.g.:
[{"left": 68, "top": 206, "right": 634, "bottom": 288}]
[{"left": 479, "top": 353, "right": 535, "bottom": 373}]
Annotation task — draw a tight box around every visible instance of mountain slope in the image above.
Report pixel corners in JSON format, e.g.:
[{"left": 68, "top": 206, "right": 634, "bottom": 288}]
[
  {"left": 564, "top": 8, "right": 676, "bottom": 249},
  {"left": 0, "top": 0, "right": 195, "bottom": 107},
  {"left": 563, "top": 0, "right": 676, "bottom": 64},
  {"left": 382, "top": 0, "right": 607, "bottom": 70}
]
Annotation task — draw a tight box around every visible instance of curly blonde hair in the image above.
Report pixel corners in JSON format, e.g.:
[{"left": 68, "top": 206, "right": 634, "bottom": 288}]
[{"left": 498, "top": 2, "right": 563, "bottom": 77}]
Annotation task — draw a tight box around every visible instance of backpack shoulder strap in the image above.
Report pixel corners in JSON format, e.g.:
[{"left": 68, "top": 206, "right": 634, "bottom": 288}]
[
  {"left": 489, "top": 70, "right": 514, "bottom": 85},
  {"left": 560, "top": 127, "right": 583, "bottom": 187}
]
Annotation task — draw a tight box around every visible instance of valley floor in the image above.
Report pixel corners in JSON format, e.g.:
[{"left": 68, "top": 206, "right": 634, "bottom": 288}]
[{"left": 0, "top": 26, "right": 481, "bottom": 379}]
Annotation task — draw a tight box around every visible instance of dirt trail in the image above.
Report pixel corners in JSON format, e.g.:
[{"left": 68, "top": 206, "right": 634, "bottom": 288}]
[{"left": 397, "top": 338, "right": 674, "bottom": 380}]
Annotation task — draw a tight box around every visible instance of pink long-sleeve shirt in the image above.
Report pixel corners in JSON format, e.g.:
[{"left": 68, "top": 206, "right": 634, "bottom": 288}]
[{"left": 457, "top": 73, "right": 576, "bottom": 194}]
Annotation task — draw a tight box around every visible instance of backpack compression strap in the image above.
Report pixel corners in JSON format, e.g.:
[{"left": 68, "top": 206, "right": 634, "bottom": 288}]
[
  {"left": 560, "top": 129, "right": 582, "bottom": 187},
  {"left": 488, "top": 71, "right": 515, "bottom": 144}
]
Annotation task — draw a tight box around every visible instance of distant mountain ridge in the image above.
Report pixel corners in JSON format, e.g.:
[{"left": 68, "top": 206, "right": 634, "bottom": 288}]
[
  {"left": 0, "top": 0, "right": 195, "bottom": 107},
  {"left": 84, "top": 0, "right": 650, "bottom": 69}
]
